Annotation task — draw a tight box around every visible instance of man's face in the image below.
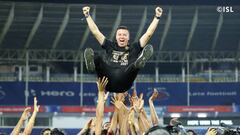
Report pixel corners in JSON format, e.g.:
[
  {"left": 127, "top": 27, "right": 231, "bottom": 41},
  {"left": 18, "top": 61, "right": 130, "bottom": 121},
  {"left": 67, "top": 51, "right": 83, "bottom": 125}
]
[
  {"left": 43, "top": 130, "right": 51, "bottom": 135},
  {"left": 116, "top": 29, "right": 129, "bottom": 47},
  {"left": 187, "top": 131, "right": 195, "bottom": 135}
]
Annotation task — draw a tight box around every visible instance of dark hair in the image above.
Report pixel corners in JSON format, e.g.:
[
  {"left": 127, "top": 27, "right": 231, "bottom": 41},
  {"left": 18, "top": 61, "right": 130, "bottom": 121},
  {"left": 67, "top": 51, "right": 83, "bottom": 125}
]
[
  {"left": 116, "top": 25, "right": 130, "bottom": 34},
  {"left": 41, "top": 128, "right": 51, "bottom": 135},
  {"left": 187, "top": 129, "right": 197, "bottom": 135},
  {"left": 83, "top": 129, "right": 107, "bottom": 135},
  {"left": 144, "top": 126, "right": 170, "bottom": 135},
  {"left": 117, "top": 25, "right": 128, "bottom": 30},
  {"left": 101, "top": 129, "right": 108, "bottom": 135},
  {"left": 51, "top": 128, "right": 66, "bottom": 135}
]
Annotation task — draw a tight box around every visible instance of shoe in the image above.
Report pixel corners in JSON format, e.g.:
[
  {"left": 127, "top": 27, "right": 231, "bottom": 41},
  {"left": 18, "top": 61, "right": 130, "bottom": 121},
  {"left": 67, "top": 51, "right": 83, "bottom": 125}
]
[
  {"left": 134, "top": 44, "right": 153, "bottom": 68},
  {"left": 84, "top": 48, "right": 95, "bottom": 72}
]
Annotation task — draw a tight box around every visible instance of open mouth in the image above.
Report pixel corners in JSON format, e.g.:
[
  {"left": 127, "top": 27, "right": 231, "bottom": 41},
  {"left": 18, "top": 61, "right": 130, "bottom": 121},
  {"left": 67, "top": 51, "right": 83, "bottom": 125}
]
[
  {"left": 119, "top": 39, "right": 125, "bottom": 44},
  {"left": 120, "top": 39, "right": 125, "bottom": 42}
]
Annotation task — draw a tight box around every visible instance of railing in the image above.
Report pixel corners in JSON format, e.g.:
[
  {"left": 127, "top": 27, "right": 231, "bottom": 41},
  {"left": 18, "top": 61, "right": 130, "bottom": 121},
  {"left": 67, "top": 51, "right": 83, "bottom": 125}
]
[{"left": 0, "top": 72, "right": 239, "bottom": 82}]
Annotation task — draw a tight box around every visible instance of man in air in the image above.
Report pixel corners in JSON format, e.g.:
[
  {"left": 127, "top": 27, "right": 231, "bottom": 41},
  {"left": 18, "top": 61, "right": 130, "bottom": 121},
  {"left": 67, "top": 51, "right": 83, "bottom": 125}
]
[{"left": 82, "top": 6, "right": 163, "bottom": 93}]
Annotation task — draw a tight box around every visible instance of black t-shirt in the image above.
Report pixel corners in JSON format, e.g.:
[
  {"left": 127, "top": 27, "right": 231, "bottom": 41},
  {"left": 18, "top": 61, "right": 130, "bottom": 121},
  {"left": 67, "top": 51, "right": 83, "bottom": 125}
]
[
  {"left": 95, "top": 39, "right": 143, "bottom": 92},
  {"left": 102, "top": 39, "right": 143, "bottom": 67}
]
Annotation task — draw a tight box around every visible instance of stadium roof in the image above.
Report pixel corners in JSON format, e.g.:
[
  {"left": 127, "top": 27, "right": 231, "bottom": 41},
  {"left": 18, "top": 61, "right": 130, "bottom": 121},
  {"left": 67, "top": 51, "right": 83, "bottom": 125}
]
[
  {"left": 2, "top": 0, "right": 240, "bottom": 5},
  {"left": 0, "top": 1, "right": 239, "bottom": 62}
]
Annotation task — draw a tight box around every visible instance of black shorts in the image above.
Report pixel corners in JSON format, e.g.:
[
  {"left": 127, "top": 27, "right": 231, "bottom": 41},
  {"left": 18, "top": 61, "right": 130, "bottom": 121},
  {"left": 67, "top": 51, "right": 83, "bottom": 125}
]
[{"left": 94, "top": 54, "right": 139, "bottom": 93}]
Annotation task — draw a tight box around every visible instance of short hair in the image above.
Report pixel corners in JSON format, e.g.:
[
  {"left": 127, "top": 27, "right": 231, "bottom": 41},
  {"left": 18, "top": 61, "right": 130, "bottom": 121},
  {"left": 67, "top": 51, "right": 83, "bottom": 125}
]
[
  {"left": 144, "top": 126, "right": 170, "bottom": 135},
  {"left": 101, "top": 129, "right": 108, "bottom": 135},
  {"left": 51, "top": 128, "right": 66, "bottom": 135},
  {"left": 41, "top": 128, "right": 51, "bottom": 135},
  {"left": 117, "top": 25, "right": 128, "bottom": 30},
  {"left": 117, "top": 25, "right": 130, "bottom": 33},
  {"left": 187, "top": 129, "right": 197, "bottom": 135}
]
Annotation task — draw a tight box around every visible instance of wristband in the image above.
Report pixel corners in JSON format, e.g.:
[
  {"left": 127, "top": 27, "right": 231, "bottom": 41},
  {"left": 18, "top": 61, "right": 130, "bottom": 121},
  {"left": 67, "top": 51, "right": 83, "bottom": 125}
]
[{"left": 155, "top": 15, "right": 160, "bottom": 19}]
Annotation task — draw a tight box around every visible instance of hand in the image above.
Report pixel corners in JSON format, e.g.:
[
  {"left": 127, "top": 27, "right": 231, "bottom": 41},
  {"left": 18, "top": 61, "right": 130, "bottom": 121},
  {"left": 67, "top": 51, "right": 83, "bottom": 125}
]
[
  {"left": 132, "top": 88, "right": 137, "bottom": 98},
  {"left": 129, "top": 89, "right": 138, "bottom": 107},
  {"left": 149, "top": 89, "right": 158, "bottom": 101},
  {"left": 205, "top": 128, "right": 217, "bottom": 135},
  {"left": 90, "top": 117, "right": 96, "bottom": 128},
  {"left": 128, "top": 108, "right": 135, "bottom": 124},
  {"left": 97, "top": 76, "right": 108, "bottom": 92},
  {"left": 82, "top": 6, "right": 90, "bottom": 17},
  {"left": 155, "top": 7, "right": 163, "bottom": 17},
  {"left": 86, "top": 118, "right": 93, "bottom": 127},
  {"left": 137, "top": 93, "right": 144, "bottom": 110},
  {"left": 129, "top": 92, "right": 144, "bottom": 113},
  {"left": 134, "top": 95, "right": 144, "bottom": 113},
  {"left": 33, "top": 97, "right": 40, "bottom": 112},
  {"left": 111, "top": 95, "right": 123, "bottom": 109},
  {"left": 21, "top": 107, "right": 31, "bottom": 120}
]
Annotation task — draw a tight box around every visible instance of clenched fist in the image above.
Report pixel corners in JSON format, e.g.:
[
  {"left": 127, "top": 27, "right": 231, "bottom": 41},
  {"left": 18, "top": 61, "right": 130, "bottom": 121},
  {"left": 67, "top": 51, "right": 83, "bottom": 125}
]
[
  {"left": 82, "top": 6, "right": 90, "bottom": 17},
  {"left": 155, "top": 7, "right": 163, "bottom": 17}
]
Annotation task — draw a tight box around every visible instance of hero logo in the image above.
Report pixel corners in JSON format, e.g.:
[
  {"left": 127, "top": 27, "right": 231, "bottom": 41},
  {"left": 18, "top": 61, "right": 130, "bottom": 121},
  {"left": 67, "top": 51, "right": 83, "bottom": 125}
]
[
  {"left": 31, "top": 89, "right": 75, "bottom": 97},
  {"left": 41, "top": 90, "right": 75, "bottom": 96}
]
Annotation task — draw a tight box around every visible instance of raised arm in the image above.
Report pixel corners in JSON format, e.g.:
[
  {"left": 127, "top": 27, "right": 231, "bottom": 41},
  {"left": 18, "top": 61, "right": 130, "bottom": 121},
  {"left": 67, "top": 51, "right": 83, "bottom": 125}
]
[
  {"left": 139, "top": 7, "right": 163, "bottom": 48},
  {"left": 95, "top": 77, "right": 108, "bottom": 135},
  {"left": 149, "top": 89, "right": 159, "bottom": 126},
  {"left": 23, "top": 97, "right": 40, "bottom": 135},
  {"left": 135, "top": 93, "right": 151, "bottom": 134},
  {"left": 107, "top": 110, "right": 118, "bottom": 135},
  {"left": 77, "top": 118, "right": 94, "bottom": 135},
  {"left": 10, "top": 107, "right": 31, "bottom": 135},
  {"left": 129, "top": 91, "right": 150, "bottom": 134},
  {"left": 128, "top": 107, "right": 140, "bottom": 135},
  {"left": 111, "top": 93, "right": 129, "bottom": 135},
  {"left": 82, "top": 6, "right": 105, "bottom": 45}
]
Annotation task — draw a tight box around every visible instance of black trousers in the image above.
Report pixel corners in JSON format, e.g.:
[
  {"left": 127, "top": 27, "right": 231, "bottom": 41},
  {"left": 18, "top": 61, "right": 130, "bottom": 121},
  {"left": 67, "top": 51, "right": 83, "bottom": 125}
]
[{"left": 94, "top": 54, "right": 139, "bottom": 93}]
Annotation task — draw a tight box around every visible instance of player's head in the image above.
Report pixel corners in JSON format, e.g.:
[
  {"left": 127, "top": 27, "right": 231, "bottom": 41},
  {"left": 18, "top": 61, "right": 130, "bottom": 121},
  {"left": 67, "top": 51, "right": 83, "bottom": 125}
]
[
  {"left": 187, "top": 129, "right": 197, "bottom": 135},
  {"left": 144, "top": 126, "right": 170, "bottom": 135},
  {"left": 116, "top": 26, "right": 130, "bottom": 48},
  {"left": 51, "top": 128, "right": 66, "bottom": 135},
  {"left": 41, "top": 128, "right": 51, "bottom": 135}
]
